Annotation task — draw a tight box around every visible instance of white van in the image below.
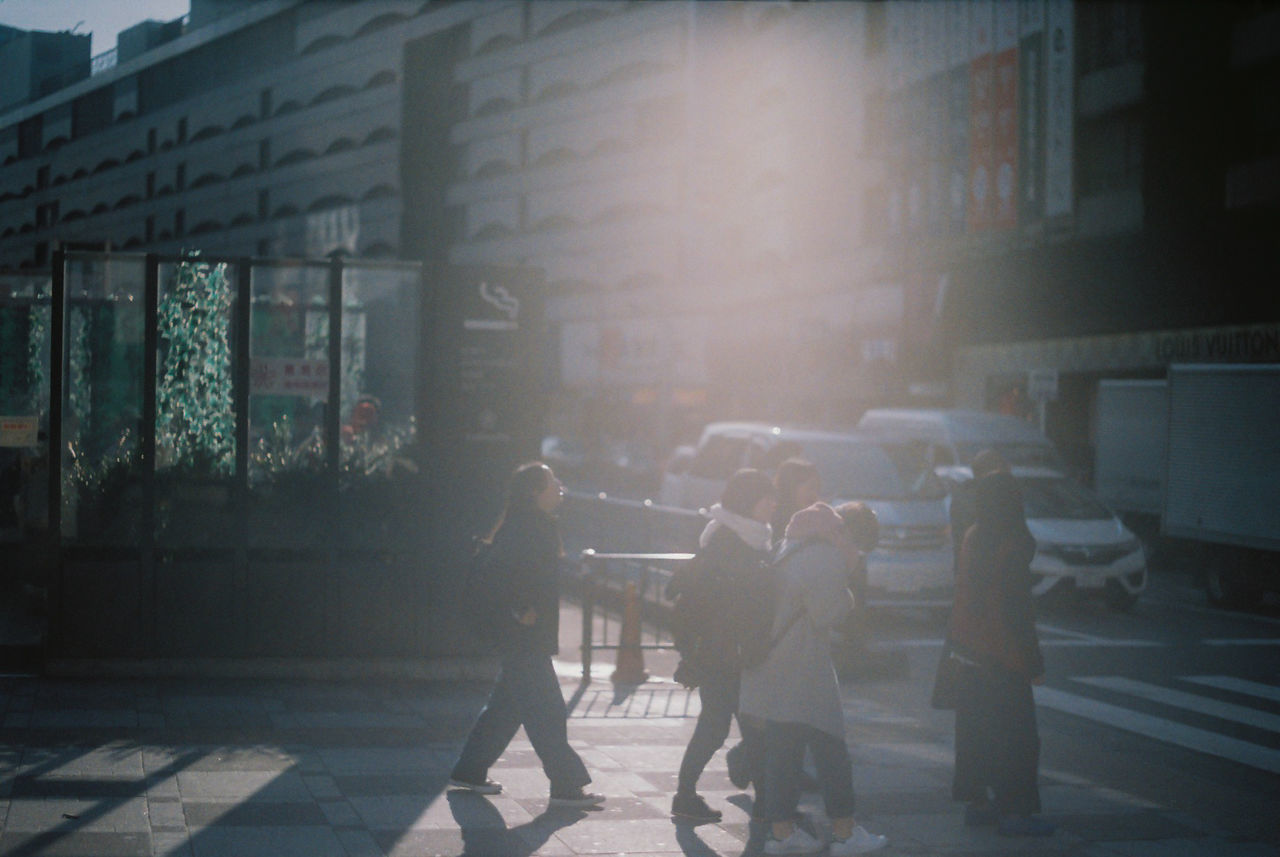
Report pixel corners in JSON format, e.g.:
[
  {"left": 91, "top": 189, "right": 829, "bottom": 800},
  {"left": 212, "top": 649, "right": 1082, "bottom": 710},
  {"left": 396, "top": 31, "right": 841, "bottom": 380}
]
[
  {"left": 856, "top": 408, "right": 1065, "bottom": 475},
  {"left": 659, "top": 422, "right": 954, "bottom": 600}
]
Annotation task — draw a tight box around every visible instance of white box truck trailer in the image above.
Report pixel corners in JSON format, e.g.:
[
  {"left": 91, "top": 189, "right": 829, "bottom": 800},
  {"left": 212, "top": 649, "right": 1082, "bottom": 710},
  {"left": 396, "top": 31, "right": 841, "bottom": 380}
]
[
  {"left": 1163, "top": 364, "right": 1280, "bottom": 607},
  {"left": 1094, "top": 379, "right": 1168, "bottom": 518}
]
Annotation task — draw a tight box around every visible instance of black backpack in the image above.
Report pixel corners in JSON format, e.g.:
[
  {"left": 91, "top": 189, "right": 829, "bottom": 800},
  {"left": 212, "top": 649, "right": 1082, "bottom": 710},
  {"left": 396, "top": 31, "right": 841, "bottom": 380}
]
[{"left": 669, "top": 540, "right": 812, "bottom": 674}]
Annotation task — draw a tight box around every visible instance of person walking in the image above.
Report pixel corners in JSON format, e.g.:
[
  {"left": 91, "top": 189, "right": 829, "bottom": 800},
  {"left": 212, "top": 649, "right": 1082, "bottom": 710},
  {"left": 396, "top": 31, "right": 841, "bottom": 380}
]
[
  {"left": 947, "top": 469, "right": 1054, "bottom": 836},
  {"left": 740, "top": 502, "right": 888, "bottom": 855},
  {"left": 668, "top": 468, "right": 777, "bottom": 823},
  {"left": 449, "top": 461, "right": 604, "bottom": 809},
  {"left": 722, "top": 457, "right": 824, "bottom": 793}
]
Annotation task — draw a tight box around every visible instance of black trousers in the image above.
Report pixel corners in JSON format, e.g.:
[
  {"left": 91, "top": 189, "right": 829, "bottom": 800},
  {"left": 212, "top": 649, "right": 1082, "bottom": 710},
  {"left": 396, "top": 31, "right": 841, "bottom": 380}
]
[
  {"left": 952, "top": 662, "right": 1041, "bottom": 816},
  {"left": 452, "top": 650, "right": 590, "bottom": 793},
  {"left": 677, "top": 670, "right": 763, "bottom": 795}
]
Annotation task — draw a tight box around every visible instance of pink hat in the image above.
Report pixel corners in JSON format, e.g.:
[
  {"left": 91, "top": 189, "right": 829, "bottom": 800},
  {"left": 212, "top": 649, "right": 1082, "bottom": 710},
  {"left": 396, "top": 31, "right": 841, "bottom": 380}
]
[{"left": 783, "top": 502, "right": 844, "bottom": 542}]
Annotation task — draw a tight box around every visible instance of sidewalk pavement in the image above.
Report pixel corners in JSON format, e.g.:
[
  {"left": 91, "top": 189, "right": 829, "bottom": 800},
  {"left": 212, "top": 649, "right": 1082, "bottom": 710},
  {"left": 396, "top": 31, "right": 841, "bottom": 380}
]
[{"left": 0, "top": 599, "right": 1273, "bottom": 857}]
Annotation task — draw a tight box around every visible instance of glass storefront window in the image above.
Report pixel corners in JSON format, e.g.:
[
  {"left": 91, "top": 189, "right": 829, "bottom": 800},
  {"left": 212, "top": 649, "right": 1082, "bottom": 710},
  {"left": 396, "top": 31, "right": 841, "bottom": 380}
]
[{"left": 62, "top": 254, "right": 147, "bottom": 545}]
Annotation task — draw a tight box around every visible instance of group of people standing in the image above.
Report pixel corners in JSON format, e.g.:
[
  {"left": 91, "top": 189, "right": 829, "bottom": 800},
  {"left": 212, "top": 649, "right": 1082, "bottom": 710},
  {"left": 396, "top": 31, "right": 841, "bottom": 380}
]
[{"left": 446, "top": 452, "right": 1051, "bottom": 852}]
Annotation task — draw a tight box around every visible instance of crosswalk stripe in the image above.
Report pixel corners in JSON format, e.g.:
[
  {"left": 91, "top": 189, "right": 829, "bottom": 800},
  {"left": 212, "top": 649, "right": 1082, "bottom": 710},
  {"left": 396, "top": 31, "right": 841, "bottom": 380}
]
[
  {"left": 1181, "top": 676, "right": 1280, "bottom": 705},
  {"left": 1073, "top": 676, "right": 1280, "bottom": 733},
  {"left": 1033, "top": 686, "right": 1280, "bottom": 775}
]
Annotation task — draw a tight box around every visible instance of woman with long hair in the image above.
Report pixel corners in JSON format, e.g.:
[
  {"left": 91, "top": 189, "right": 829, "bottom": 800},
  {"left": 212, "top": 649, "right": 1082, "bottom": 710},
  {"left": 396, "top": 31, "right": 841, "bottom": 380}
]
[
  {"left": 947, "top": 469, "right": 1053, "bottom": 836},
  {"left": 449, "top": 461, "right": 604, "bottom": 809}
]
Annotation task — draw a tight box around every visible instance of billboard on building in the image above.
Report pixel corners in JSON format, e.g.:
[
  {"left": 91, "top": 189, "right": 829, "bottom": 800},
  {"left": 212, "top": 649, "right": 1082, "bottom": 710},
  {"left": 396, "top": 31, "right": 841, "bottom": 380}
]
[{"left": 890, "top": 0, "right": 1070, "bottom": 236}]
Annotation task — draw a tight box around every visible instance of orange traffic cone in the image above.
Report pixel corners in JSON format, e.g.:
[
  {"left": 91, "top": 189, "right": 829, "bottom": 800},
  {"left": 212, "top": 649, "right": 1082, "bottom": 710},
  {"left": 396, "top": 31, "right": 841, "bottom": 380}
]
[{"left": 611, "top": 580, "right": 649, "bottom": 685}]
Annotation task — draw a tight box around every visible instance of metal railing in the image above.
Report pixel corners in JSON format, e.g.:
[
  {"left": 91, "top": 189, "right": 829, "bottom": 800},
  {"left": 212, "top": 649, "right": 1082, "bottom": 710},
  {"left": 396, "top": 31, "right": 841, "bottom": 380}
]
[{"left": 576, "top": 549, "right": 693, "bottom": 681}]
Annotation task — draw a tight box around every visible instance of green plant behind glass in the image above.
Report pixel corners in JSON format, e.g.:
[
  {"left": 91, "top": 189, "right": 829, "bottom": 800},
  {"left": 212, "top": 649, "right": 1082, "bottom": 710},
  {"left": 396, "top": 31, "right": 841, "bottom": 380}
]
[{"left": 156, "top": 257, "right": 234, "bottom": 476}]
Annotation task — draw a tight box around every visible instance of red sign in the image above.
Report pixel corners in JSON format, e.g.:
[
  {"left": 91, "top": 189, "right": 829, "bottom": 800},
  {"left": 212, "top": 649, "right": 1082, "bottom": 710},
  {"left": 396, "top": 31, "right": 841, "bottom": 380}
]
[
  {"left": 992, "top": 47, "right": 1019, "bottom": 228},
  {"left": 967, "top": 53, "right": 995, "bottom": 230}
]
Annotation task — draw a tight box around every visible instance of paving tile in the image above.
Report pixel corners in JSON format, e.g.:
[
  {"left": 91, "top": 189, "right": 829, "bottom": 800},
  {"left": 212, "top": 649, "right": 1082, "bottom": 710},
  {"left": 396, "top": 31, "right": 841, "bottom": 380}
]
[
  {"left": 145, "top": 797, "right": 186, "bottom": 831},
  {"left": 303, "top": 773, "right": 342, "bottom": 799},
  {"left": 0, "top": 830, "right": 152, "bottom": 856},
  {"left": 318, "top": 799, "right": 363, "bottom": 828},
  {"left": 183, "top": 800, "right": 328, "bottom": 828},
  {"left": 551, "top": 816, "right": 743, "bottom": 854},
  {"left": 4, "top": 795, "right": 150, "bottom": 833},
  {"left": 872, "top": 811, "right": 1082, "bottom": 851},
  {"left": 176, "top": 770, "right": 310, "bottom": 802},
  {"left": 318, "top": 747, "right": 442, "bottom": 776},
  {"left": 182, "top": 748, "right": 298, "bottom": 772},
  {"left": 579, "top": 768, "right": 670, "bottom": 797},
  {"left": 352, "top": 790, "right": 536, "bottom": 831},
  {"left": 331, "top": 773, "right": 446, "bottom": 798},
  {"left": 334, "top": 827, "right": 385, "bottom": 857},
  {"left": 150, "top": 829, "right": 195, "bottom": 856},
  {"left": 186, "top": 825, "right": 348, "bottom": 857}
]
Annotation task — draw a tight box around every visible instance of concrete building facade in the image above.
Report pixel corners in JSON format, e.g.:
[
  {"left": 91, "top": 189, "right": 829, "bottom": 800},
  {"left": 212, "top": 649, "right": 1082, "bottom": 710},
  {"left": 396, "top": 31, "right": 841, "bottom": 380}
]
[{"left": 2, "top": 1, "right": 1278, "bottom": 470}]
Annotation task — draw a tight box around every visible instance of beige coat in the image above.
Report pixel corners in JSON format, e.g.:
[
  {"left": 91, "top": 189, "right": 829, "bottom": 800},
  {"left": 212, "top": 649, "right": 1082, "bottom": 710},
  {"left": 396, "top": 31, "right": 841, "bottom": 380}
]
[{"left": 738, "top": 538, "right": 855, "bottom": 738}]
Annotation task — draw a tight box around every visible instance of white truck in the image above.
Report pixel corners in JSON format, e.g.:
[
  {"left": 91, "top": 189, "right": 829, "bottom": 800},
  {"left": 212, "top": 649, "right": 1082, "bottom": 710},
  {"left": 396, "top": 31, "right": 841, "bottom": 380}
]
[
  {"left": 1161, "top": 364, "right": 1280, "bottom": 607},
  {"left": 1093, "top": 379, "right": 1168, "bottom": 520}
]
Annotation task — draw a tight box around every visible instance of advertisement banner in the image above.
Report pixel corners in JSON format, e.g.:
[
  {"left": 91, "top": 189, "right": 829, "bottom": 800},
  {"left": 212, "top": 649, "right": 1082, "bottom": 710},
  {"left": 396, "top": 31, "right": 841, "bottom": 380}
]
[
  {"left": 991, "top": 1, "right": 1019, "bottom": 228},
  {"left": 945, "top": 1, "right": 971, "bottom": 235},
  {"left": 1044, "top": 0, "right": 1074, "bottom": 219},
  {"left": 1018, "top": 0, "right": 1047, "bottom": 228},
  {"left": 966, "top": 0, "right": 996, "bottom": 231},
  {"left": 927, "top": 71, "right": 949, "bottom": 237},
  {"left": 947, "top": 64, "right": 970, "bottom": 236}
]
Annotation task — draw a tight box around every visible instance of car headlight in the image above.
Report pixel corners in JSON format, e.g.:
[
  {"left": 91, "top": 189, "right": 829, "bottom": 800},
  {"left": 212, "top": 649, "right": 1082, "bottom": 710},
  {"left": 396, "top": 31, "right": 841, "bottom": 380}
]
[{"left": 1118, "top": 537, "right": 1143, "bottom": 557}]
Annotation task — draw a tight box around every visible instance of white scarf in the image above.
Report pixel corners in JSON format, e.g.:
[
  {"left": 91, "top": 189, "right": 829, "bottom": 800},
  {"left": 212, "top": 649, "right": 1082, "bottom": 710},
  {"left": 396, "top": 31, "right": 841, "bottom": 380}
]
[{"left": 699, "top": 503, "right": 773, "bottom": 551}]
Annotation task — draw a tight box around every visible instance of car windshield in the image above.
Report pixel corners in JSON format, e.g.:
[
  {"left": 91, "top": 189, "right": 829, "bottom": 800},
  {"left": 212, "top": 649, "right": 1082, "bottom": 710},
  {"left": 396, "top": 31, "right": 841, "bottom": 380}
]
[
  {"left": 957, "top": 441, "right": 1063, "bottom": 469},
  {"left": 1017, "top": 476, "right": 1113, "bottom": 520},
  {"left": 800, "top": 439, "right": 947, "bottom": 501}
]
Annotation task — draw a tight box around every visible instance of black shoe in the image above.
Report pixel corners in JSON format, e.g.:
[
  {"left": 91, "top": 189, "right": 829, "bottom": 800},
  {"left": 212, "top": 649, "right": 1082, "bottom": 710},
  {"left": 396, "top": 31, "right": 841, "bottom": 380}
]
[
  {"left": 726, "top": 741, "right": 751, "bottom": 789},
  {"left": 548, "top": 787, "right": 606, "bottom": 808},
  {"left": 672, "top": 791, "right": 722, "bottom": 822}
]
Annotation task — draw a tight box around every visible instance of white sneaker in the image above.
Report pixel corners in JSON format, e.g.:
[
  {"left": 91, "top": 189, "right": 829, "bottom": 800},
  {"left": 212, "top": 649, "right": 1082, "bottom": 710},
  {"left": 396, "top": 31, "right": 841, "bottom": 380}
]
[
  {"left": 447, "top": 777, "right": 502, "bottom": 795},
  {"left": 829, "top": 825, "right": 889, "bottom": 855},
  {"left": 764, "top": 826, "right": 825, "bottom": 855}
]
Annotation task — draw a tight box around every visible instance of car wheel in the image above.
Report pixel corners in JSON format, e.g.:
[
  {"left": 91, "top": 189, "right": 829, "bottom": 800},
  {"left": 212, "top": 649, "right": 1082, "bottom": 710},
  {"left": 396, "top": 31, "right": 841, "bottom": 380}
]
[{"left": 1104, "top": 580, "right": 1138, "bottom": 612}]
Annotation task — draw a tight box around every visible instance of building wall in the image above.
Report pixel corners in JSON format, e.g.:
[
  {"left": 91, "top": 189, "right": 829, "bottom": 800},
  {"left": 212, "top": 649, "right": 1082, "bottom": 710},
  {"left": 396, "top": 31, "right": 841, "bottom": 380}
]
[
  {"left": 0, "top": 0, "right": 483, "bottom": 268},
  {"left": 3, "top": 1, "right": 1276, "bottom": 454}
]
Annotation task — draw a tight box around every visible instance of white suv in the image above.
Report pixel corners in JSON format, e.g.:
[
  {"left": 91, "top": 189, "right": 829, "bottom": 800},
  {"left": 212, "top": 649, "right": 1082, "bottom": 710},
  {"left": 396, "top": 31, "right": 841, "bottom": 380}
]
[
  {"left": 943, "top": 465, "right": 1148, "bottom": 611},
  {"left": 659, "top": 423, "right": 954, "bottom": 600}
]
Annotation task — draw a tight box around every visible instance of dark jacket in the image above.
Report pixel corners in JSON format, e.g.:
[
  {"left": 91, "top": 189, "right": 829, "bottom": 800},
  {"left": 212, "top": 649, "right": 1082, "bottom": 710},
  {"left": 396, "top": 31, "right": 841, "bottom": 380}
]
[
  {"left": 490, "top": 507, "right": 563, "bottom": 656},
  {"left": 947, "top": 473, "right": 1044, "bottom": 680},
  {"left": 668, "top": 524, "right": 772, "bottom": 676}
]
